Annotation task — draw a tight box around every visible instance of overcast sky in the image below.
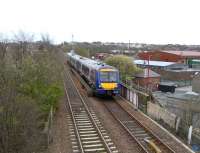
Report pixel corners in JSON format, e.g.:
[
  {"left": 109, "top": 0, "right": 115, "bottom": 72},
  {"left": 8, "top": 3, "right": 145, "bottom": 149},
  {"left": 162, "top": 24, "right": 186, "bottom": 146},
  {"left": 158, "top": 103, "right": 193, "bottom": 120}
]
[{"left": 1, "top": 0, "right": 200, "bottom": 44}]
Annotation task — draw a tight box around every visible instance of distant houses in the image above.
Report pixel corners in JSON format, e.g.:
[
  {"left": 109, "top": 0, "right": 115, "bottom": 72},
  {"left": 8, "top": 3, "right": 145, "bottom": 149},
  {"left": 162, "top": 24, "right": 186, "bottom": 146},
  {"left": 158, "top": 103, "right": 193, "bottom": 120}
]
[
  {"left": 110, "top": 50, "right": 136, "bottom": 55},
  {"left": 95, "top": 53, "right": 110, "bottom": 60}
]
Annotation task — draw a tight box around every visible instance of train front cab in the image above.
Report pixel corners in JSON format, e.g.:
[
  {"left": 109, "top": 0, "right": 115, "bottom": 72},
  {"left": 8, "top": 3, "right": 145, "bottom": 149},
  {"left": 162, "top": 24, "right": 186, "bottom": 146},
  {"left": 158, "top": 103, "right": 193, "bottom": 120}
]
[{"left": 95, "top": 68, "right": 120, "bottom": 96}]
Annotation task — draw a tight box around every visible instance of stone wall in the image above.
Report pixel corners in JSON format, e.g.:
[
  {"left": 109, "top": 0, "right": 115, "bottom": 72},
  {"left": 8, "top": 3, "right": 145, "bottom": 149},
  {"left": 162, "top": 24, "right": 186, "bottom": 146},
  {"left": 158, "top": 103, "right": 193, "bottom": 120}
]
[
  {"left": 147, "top": 102, "right": 177, "bottom": 129},
  {"left": 192, "top": 75, "right": 200, "bottom": 93}
]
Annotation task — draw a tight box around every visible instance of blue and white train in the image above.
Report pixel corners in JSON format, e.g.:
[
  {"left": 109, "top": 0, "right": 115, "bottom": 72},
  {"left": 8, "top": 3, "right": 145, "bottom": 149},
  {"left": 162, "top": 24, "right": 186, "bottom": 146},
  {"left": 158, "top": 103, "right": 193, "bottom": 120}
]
[{"left": 66, "top": 51, "right": 120, "bottom": 96}]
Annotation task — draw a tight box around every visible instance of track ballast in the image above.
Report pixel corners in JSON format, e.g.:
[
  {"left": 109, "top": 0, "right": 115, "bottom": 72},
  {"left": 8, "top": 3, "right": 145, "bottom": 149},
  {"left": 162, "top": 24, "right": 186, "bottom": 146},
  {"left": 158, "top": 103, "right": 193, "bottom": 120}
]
[{"left": 64, "top": 67, "right": 118, "bottom": 153}]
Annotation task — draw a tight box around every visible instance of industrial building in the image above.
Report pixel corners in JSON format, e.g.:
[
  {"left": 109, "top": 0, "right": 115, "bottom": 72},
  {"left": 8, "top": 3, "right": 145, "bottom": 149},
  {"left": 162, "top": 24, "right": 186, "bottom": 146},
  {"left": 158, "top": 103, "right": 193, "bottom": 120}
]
[
  {"left": 134, "top": 60, "right": 188, "bottom": 71},
  {"left": 134, "top": 59, "right": 192, "bottom": 86},
  {"left": 138, "top": 50, "right": 200, "bottom": 66}
]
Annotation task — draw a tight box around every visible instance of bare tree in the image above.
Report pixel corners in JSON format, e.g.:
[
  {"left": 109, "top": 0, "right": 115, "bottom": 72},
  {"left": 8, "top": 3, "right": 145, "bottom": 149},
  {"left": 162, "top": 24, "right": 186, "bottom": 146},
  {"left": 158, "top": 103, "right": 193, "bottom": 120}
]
[
  {"left": 11, "top": 31, "right": 34, "bottom": 66},
  {"left": 0, "top": 32, "right": 63, "bottom": 153},
  {"left": 0, "top": 34, "right": 8, "bottom": 61},
  {"left": 39, "top": 33, "right": 54, "bottom": 52}
]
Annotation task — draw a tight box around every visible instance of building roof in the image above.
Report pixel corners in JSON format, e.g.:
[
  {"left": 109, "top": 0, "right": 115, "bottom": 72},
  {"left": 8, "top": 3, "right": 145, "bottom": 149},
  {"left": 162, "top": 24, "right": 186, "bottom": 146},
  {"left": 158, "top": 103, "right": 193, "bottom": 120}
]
[
  {"left": 153, "top": 90, "right": 199, "bottom": 108},
  {"left": 192, "top": 59, "right": 200, "bottom": 62},
  {"left": 134, "top": 60, "right": 175, "bottom": 67},
  {"left": 134, "top": 68, "right": 160, "bottom": 78},
  {"left": 163, "top": 51, "right": 200, "bottom": 57}
]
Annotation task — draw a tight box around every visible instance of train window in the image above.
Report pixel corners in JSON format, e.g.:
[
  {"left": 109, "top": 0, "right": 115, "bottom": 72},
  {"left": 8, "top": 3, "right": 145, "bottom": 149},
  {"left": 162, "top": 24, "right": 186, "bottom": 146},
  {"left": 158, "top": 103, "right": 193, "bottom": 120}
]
[
  {"left": 100, "top": 71, "right": 118, "bottom": 82},
  {"left": 76, "top": 61, "right": 81, "bottom": 71},
  {"left": 109, "top": 72, "right": 117, "bottom": 82},
  {"left": 90, "top": 70, "right": 96, "bottom": 82},
  {"left": 82, "top": 65, "right": 89, "bottom": 76}
]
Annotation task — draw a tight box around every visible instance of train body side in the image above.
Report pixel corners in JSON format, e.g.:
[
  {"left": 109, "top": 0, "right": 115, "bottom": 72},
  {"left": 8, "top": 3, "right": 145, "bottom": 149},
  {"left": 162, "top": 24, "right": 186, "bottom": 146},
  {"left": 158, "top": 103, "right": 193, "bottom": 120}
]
[{"left": 66, "top": 52, "right": 120, "bottom": 96}]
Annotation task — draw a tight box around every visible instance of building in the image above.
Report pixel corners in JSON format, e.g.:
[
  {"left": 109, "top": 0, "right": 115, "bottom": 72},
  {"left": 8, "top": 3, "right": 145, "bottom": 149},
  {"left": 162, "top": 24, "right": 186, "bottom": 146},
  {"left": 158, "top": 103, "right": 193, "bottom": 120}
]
[
  {"left": 132, "top": 68, "right": 160, "bottom": 91},
  {"left": 134, "top": 60, "right": 194, "bottom": 86},
  {"left": 190, "top": 59, "right": 200, "bottom": 68},
  {"left": 134, "top": 60, "right": 187, "bottom": 72},
  {"left": 138, "top": 50, "right": 200, "bottom": 66},
  {"left": 110, "top": 50, "right": 121, "bottom": 54},
  {"left": 192, "top": 72, "right": 200, "bottom": 93},
  {"left": 95, "top": 53, "right": 110, "bottom": 60}
]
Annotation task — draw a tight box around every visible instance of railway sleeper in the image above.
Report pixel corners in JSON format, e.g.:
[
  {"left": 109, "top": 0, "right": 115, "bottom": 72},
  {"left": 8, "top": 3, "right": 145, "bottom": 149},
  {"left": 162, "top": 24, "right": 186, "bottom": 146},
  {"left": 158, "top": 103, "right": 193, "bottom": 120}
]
[
  {"left": 82, "top": 140, "right": 101, "bottom": 144},
  {"left": 76, "top": 122, "right": 92, "bottom": 125},
  {"left": 78, "top": 128, "right": 95, "bottom": 131},
  {"left": 81, "top": 137, "right": 99, "bottom": 140},
  {"left": 83, "top": 143, "right": 104, "bottom": 148},
  {"left": 84, "top": 147, "right": 106, "bottom": 152},
  {"left": 79, "top": 131, "right": 97, "bottom": 134}
]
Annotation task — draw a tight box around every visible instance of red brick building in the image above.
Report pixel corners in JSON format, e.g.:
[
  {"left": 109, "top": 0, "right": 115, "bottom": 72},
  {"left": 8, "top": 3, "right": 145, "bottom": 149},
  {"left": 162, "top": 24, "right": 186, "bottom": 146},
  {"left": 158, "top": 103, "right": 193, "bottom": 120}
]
[
  {"left": 138, "top": 50, "right": 200, "bottom": 65},
  {"left": 133, "top": 68, "right": 160, "bottom": 91},
  {"left": 95, "top": 53, "right": 110, "bottom": 60}
]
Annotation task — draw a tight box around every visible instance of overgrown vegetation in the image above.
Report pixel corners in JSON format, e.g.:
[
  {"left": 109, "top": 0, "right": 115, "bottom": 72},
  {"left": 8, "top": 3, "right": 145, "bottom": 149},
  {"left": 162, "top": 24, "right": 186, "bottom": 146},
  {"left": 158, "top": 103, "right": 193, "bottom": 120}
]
[
  {"left": 104, "top": 55, "right": 141, "bottom": 81},
  {"left": 0, "top": 32, "right": 63, "bottom": 153}
]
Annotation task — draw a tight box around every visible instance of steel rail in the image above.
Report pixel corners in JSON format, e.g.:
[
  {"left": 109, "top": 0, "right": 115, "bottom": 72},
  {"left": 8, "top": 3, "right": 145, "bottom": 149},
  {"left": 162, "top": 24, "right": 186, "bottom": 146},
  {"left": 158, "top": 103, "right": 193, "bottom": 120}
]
[
  {"left": 64, "top": 68, "right": 113, "bottom": 153},
  {"left": 104, "top": 102, "right": 149, "bottom": 153},
  {"left": 64, "top": 82, "right": 84, "bottom": 153},
  {"left": 104, "top": 100, "right": 176, "bottom": 153},
  {"left": 116, "top": 99, "right": 176, "bottom": 153}
]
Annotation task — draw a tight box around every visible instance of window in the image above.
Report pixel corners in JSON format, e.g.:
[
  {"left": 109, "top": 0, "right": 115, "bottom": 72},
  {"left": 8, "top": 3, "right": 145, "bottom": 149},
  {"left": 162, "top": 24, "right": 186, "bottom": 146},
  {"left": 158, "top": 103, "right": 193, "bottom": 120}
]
[
  {"left": 82, "top": 65, "right": 89, "bottom": 76},
  {"left": 100, "top": 71, "right": 118, "bottom": 82},
  {"left": 90, "top": 70, "right": 96, "bottom": 82}
]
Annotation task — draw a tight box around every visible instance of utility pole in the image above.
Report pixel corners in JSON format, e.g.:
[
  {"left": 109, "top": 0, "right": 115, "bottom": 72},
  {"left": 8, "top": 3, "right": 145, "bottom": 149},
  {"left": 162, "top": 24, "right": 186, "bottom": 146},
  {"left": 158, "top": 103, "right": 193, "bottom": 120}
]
[
  {"left": 128, "top": 40, "right": 130, "bottom": 50},
  {"left": 71, "top": 34, "right": 74, "bottom": 50},
  {"left": 147, "top": 55, "right": 152, "bottom": 91}
]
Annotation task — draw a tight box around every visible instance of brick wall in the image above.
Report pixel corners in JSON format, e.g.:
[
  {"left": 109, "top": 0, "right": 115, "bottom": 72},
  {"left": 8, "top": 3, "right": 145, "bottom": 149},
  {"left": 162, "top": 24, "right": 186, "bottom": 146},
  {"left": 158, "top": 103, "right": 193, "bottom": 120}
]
[{"left": 133, "top": 77, "right": 160, "bottom": 91}]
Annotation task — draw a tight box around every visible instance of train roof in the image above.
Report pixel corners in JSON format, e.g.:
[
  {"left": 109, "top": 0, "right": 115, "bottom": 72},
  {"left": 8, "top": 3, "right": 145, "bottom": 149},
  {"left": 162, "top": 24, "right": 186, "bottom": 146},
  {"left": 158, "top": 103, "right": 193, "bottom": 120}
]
[{"left": 67, "top": 52, "right": 117, "bottom": 71}]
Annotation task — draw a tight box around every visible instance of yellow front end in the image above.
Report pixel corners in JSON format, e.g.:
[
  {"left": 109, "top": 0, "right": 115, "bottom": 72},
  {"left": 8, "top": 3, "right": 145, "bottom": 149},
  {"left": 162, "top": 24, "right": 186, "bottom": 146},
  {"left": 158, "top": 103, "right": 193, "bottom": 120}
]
[{"left": 100, "top": 83, "right": 117, "bottom": 90}]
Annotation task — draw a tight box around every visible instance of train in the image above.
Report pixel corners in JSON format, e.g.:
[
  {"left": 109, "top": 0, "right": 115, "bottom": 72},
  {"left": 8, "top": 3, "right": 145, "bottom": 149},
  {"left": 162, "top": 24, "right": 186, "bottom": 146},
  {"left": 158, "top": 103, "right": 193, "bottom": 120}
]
[{"left": 66, "top": 51, "right": 120, "bottom": 96}]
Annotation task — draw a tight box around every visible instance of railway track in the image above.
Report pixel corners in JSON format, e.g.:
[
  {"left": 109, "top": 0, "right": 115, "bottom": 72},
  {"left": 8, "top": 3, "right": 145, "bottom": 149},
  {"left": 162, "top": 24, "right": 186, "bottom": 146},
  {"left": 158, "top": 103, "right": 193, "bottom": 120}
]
[
  {"left": 104, "top": 100, "right": 176, "bottom": 153},
  {"left": 64, "top": 68, "right": 118, "bottom": 153},
  {"left": 65, "top": 61, "right": 193, "bottom": 153}
]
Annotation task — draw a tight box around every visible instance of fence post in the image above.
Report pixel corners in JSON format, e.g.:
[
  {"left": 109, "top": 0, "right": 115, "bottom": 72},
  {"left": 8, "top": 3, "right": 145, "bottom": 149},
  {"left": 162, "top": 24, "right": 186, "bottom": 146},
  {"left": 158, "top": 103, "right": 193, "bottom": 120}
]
[
  {"left": 47, "top": 106, "right": 53, "bottom": 146},
  {"left": 188, "top": 125, "right": 193, "bottom": 145},
  {"left": 175, "top": 117, "right": 181, "bottom": 133}
]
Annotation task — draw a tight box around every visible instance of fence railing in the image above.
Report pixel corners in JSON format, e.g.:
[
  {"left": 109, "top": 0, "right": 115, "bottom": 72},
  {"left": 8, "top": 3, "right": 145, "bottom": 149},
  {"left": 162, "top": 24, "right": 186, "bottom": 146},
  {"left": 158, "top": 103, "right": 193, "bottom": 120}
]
[{"left": 120, "top": 82, "right": 150, "bottom": 113}]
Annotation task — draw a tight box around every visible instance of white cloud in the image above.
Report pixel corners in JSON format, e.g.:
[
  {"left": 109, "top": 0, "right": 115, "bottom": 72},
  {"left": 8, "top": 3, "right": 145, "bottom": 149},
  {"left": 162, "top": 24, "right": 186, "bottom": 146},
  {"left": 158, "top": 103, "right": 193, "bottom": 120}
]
[{"left": 0, "top": 0, "right": 200, "bottom": 44}]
